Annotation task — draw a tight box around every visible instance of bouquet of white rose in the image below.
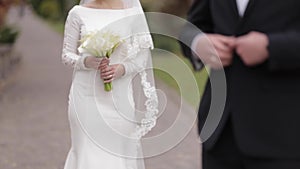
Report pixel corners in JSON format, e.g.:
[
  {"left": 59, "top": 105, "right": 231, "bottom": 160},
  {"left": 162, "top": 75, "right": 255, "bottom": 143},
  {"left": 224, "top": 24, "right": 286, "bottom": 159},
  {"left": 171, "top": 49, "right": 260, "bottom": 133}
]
[{"left": 79, "top": 30, "right": 122, "bottom": 92}]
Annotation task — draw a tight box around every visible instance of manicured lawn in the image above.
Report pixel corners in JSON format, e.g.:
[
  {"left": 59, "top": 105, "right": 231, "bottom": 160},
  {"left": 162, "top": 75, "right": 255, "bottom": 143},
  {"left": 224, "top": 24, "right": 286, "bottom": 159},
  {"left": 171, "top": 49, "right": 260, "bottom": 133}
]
[
  {"left": 47, "top": 20, "right": 64, "bottom": 34},
  {"left": 152, "top": 50, "right": 208, "bottom": 108}
]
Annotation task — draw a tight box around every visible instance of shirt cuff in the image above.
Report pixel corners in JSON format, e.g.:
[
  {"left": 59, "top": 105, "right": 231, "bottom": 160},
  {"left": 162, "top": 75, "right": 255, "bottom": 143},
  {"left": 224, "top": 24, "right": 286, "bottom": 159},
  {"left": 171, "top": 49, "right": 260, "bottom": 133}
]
[{"left": 191, "top": 33, "right": 203, "bottom": 59}]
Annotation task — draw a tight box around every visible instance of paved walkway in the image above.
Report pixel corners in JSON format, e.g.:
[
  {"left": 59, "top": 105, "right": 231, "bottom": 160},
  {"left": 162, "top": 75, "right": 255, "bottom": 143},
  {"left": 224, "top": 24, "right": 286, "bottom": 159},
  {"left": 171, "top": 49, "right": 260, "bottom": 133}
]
[{"left": 0, "top": 7, "right": 201, "bottom": 169}]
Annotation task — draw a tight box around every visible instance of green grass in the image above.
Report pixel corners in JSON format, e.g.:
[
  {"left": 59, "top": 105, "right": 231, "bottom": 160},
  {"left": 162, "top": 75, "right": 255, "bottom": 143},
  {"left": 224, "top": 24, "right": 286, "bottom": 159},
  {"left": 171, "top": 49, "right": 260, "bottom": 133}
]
[
  {"left": 152, "top": 50, "right": 208, "bottom": 108},
  {"left": 152, "top": 36, "right": 208, "bottom": 107},
  {"left": 47, "top": 20, "right": 64, "bottom": 34}
]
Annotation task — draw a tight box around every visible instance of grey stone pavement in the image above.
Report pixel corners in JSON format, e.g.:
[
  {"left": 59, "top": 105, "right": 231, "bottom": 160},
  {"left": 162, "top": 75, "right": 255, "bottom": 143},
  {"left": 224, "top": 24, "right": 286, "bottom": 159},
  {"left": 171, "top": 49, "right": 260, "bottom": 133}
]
[{"left": 0, "top": 7, "right": 201, "bottom": 169}]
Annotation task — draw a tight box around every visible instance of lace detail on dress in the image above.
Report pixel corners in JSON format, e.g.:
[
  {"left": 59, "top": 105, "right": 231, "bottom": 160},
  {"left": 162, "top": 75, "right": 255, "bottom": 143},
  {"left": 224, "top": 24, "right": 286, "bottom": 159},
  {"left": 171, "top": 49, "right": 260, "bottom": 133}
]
[
  {"left": 127, "top": 33, "right": 154, "bottom": 59},
  {"left": 62, "top": 52, "right": 76, "bottom": 67},
  {"left": 134, "top": 33, "right": 154, "bottom": 49},
  {"left": 62, "top": 9, "right": 87, "bottom": 70},
  {"left": 132, "top": 70, "right": 159, "bottom": 139},
  {"left": 127, "top": 34, "right": 158, "bottom": 139}
]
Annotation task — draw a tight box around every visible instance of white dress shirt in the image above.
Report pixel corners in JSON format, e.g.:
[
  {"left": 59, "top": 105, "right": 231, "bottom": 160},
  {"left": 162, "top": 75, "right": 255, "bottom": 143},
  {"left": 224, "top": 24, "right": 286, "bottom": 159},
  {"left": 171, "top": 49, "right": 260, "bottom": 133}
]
[{"left": 236, "top": 0, "right": 249, "bottom": 17}]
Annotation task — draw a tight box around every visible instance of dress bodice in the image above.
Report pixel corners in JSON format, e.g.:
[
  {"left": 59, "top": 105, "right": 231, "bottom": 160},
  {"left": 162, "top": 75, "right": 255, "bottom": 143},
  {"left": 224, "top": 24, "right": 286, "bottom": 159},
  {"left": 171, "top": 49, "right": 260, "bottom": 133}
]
[
  {"left": 62, "top": 5, "right": 153, "bottom": 70},
  {"left": 74, "top": 6, "right": 139, "bottom": 40}
]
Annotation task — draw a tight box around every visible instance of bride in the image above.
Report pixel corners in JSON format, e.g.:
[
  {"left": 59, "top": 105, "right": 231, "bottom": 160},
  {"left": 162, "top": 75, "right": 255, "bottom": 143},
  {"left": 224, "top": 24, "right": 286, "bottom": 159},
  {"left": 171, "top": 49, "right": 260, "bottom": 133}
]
[{"left": 61, "top": 0, "right": 159, "bottom": 168}]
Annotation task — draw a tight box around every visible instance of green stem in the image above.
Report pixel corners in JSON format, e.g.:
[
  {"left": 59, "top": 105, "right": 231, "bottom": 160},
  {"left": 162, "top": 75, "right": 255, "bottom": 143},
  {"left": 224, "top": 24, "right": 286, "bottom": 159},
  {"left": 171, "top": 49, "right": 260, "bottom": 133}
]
[
  {"left": 104, "top": 51, "right": 113, "bottom": 91},
  {"left": 104, "top": 82, "right": 112, "bottom": 92}
]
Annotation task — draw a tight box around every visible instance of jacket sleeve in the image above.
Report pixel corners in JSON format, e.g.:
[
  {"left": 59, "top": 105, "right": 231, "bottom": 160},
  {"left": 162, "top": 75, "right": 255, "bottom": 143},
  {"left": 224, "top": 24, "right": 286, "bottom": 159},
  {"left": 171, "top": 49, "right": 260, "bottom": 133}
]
[
  {"left": 62, "top": 10, "right": 90, "bottom": 70},
  {"left": 267, "top": 29, "right": 300, "bottom": 71},
  {"left": 179, "top": 0, "right": 213, "bottom": 71}
]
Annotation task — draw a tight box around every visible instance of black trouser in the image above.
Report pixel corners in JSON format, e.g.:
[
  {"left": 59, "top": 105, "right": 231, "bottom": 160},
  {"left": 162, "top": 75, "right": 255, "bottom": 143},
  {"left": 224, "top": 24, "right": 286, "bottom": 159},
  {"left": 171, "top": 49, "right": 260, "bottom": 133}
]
[{"left": 202, "top": 120, "right": 300, "bottom": 169}]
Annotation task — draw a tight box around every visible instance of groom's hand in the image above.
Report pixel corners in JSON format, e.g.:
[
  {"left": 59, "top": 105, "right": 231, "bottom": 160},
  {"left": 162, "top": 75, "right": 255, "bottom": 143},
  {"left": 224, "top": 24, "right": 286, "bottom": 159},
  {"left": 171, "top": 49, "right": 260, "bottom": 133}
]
[
  {"left": 236, "top": 31, "right": 269, "bottom": 66},
  {"left": 194, "top": 34, "right": 236, "bottom": 69}
]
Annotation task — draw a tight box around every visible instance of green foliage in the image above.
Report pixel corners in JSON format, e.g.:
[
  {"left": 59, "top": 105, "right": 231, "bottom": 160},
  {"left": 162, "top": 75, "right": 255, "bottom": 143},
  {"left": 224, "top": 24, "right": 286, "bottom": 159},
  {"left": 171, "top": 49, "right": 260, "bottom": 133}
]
[
  {"left": 0, "top": 25, "right": 19, "bottom": 44},
  {"left": 141, "top": 0, "right": 191, "bottom": 16},
  {"left": 38, "top": 0, "right": 61, "bottom": 21},
  {"left": 29, "top": 0, "right": 42, "bottom": 11},
  {"left": 29, "top": 0, "right": 81, "bottom": 22}
]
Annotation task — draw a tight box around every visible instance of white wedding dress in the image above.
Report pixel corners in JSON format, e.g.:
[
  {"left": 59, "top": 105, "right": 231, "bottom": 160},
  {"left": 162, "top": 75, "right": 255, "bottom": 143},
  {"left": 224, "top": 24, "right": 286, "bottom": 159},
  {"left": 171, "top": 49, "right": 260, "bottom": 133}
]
[{"left": 62, "top": 5, "right": 156, "bottom": 169}]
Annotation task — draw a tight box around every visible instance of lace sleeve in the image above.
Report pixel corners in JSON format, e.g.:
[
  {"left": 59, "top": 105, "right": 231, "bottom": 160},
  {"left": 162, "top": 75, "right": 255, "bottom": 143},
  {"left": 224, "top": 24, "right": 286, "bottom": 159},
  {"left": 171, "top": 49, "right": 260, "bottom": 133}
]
[
  {"left": 121, "top": 34, "right": 158, "bottom": 139},
  {"left": 122, "top": 34, "right": 154, "bottom": 76},
  {"left": 62, "top": 9, "right": 88, "bottom": 70}
]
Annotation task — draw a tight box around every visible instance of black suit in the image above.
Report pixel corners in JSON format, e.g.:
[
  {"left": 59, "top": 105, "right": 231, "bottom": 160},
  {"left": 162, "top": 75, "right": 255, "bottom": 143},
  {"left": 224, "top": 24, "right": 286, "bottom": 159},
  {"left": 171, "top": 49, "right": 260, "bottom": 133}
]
[{"left": 180, "top": 0, "right": 300, "bottom": 168}]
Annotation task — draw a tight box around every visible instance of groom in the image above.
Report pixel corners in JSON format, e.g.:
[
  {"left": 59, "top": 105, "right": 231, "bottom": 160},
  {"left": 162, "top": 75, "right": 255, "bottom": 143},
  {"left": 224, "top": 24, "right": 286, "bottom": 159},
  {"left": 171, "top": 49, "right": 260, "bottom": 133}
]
[{"left": 180, "top": 0, "right": 300, "bottom": 168}]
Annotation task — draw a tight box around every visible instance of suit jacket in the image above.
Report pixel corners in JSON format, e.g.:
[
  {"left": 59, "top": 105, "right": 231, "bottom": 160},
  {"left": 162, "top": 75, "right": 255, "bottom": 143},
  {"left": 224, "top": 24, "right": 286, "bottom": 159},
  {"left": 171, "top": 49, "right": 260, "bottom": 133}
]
[{"left": 180, "top": 0, "right": 300, "bottom": 159}]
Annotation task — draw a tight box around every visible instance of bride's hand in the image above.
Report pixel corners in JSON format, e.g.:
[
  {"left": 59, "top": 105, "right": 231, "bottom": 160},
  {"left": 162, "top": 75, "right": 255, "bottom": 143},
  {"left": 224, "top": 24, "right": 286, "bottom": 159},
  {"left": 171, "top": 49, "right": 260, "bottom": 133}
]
[
  {"left": 99, "top": 59, "right": 125, "bottom": 83},
  {"left": 84, "top": 56, "right": 103, "bottom": 69}
]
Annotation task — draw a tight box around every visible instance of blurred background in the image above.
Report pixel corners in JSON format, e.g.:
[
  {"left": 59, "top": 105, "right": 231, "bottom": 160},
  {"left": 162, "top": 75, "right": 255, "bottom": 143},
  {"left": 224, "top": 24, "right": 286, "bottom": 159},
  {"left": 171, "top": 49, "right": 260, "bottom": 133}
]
[{"left": 0, "top": 0, "right": 207, "bottom": 169}]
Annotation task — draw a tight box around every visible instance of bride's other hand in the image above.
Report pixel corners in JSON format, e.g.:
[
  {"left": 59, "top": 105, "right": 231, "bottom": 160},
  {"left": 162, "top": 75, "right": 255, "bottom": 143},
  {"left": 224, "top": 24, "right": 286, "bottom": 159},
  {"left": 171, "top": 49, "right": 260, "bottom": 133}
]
[
  {"left": 100, "top": 62, "right": 125, "bottom": 83},
  {"left": 84, "top": 56, "right": 103, "bottom": 69}
]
